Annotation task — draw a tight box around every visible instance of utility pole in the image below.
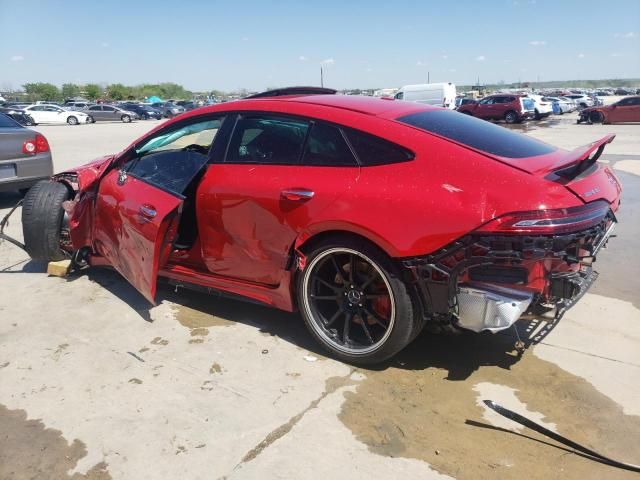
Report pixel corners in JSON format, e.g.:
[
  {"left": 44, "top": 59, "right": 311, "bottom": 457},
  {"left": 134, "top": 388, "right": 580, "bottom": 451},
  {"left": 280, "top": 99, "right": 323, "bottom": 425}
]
[
  {"left": 427, "top": 71, "right": 430, "bottom": 84},
  {"left": 320, "top": 66, "right": 324, "bottom": 88}
]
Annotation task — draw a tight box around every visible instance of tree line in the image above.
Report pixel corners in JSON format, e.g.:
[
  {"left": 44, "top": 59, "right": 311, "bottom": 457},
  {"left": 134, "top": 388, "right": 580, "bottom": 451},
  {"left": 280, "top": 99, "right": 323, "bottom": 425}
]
[{"left": 18, "top": 82, "right": 195, "bottom": 102}]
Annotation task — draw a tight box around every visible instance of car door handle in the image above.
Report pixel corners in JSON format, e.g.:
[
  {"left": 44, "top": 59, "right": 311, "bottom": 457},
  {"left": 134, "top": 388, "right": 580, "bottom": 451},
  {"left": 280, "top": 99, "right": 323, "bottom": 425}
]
[
  {"left": 281, "top": 189, "right": 315, "bottom": 201},
  {"left": 139, "top": 204, "right": 157, "bottom": 219}
]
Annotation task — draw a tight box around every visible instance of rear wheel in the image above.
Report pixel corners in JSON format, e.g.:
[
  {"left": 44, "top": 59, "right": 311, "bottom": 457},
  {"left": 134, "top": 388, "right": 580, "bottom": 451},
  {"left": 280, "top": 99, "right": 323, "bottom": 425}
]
[
  {"left": 22, "top": 181, "right": 71, "bottom": 262},
  {"left": 504, "top": 111, "right": 518, "bottom": 124},
  {"left": 297, "top": 237, "right": 422, "bottom": 364},
  {"left": 121, "top": 114, "right": 131, "bottom": 123},
  {"left": 67, "top": 116, "right": 78, "bottom": 125},
  {"left": 87, "top": 115, "right": 95, "bottom": 123}
]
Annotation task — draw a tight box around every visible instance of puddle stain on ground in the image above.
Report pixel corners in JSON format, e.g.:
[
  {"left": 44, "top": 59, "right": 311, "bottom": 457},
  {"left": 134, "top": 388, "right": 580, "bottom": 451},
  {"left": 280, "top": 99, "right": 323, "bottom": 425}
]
[
  {"left": 339, "top": 331, "right": 640, "bottom": 480},
  {"left": 190, "top": 327, "right": 209, "bottom": 337},
  {"left": 150, "top": 337, "right": 168, "bottom": 346},
  {"left": 209, "top": 362, "right": 223, "bottom": 374},
  {"left": 0, "top": 404, "right": 112, "bottom": 479}
]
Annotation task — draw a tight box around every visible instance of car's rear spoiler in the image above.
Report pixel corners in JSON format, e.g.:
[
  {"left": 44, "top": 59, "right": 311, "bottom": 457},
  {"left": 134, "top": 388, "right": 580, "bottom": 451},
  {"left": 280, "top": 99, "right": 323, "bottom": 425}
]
[{"left": 551, "top": 134, "right": 616, "bottom": 179}]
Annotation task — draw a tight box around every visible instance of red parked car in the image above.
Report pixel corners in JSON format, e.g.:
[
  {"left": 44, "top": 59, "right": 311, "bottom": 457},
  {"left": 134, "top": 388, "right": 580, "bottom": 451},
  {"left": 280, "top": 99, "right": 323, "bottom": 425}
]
[
  {"left": 457, "top": 94, "right": 535, "bottom": 123},
  {"left": 578, "top": 96, "right": 640, "bottom": 124},
  {"left": 11, "top": 88, "right": 621, "bottom": 364}
]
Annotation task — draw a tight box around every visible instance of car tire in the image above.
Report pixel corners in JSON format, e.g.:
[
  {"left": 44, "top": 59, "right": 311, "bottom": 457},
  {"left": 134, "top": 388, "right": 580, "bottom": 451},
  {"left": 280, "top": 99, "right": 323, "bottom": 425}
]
[
  {"left": 534, "top": 109, "right": 541, "bottom": 120},
  {"left": 87, "top": 115, "right": 95, "bottom": 123},
  {"left": 121, "top": 114, "right": 131, "bottom": 123},
  {"left": 296, "top": 237, "right": 423, "bottom": 365},
  {"left": 67, "top": 116, "right": 78, "bottom": 125},
  {"left": 504, "top": 111, "right": 518, "bottom": 124},
  {"left": 22, "top": 180, "right": 71, "bottom": 262},
  {"left": 589, "top": 111, "right": 605, "bottom": 124}
]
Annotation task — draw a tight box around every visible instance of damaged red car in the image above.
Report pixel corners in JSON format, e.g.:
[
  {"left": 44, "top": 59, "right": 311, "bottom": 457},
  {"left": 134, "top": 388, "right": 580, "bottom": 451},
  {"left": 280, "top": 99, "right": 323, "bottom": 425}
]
[{"left": 11, "top": 88, "right": 621, "bottom": 364}]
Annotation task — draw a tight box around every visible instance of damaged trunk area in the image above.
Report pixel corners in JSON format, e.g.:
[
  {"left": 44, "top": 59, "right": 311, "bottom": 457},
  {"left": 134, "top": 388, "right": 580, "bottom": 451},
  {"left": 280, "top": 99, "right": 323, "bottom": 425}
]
[{"left": 402, "top": 210, "right": 616, "bottom": 333}]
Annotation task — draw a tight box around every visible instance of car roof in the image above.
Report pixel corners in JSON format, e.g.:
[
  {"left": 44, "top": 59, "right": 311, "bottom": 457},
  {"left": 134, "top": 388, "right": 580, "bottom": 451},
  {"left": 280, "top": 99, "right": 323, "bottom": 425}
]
[{"left": 188, "top": 94, "right": 435, "bottom": 119}]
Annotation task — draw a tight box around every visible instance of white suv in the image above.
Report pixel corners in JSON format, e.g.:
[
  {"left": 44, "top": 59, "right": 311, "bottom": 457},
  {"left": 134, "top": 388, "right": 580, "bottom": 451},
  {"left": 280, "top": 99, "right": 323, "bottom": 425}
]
[{"left": 527, "top": 94, "right": 554, "bottom": 119}]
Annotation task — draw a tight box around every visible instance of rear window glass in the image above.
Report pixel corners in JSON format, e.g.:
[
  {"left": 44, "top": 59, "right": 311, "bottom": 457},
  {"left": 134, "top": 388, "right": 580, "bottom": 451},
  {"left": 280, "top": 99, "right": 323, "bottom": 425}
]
[
  {"left": 0, "top": 113, "right": 20, "bottom": 128},
  {"left": 397, "top": 109, "right": 556, "bottom": 158},
  {"left": 343, "top": 129, "right": 414, "bottom": 166}
]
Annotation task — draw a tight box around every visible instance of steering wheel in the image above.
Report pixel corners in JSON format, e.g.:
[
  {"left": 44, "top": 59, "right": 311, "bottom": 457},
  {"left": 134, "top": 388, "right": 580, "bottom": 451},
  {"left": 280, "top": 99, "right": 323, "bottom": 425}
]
[{"left": 183, "top": 144, "right": 209, "bottom": 155}]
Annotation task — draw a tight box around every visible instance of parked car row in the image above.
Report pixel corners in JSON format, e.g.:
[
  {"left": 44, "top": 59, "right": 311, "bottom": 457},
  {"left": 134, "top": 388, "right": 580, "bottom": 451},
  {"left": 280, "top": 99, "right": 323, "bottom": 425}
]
[{"left": 455, "top": 92, "right": 588, "bottom": 124}]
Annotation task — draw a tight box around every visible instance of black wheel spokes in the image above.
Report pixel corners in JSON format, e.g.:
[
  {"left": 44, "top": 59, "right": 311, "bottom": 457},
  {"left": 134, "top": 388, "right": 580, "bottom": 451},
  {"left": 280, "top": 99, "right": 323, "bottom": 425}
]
[{"left": 308, "top": 251, "right": 393, "bottom": 352}]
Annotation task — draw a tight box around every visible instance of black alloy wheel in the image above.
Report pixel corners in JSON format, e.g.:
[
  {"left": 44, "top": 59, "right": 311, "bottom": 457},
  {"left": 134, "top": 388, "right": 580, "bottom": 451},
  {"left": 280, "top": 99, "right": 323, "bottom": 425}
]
[{"left": 298, "top": 239, "right": 423, "bottom": 364}]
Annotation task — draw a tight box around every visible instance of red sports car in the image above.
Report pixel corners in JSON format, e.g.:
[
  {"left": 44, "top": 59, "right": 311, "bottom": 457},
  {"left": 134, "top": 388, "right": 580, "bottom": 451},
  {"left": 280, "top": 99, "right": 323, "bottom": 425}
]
[{"left": 13, "top": 88, "right": 621, "bottom": 364}]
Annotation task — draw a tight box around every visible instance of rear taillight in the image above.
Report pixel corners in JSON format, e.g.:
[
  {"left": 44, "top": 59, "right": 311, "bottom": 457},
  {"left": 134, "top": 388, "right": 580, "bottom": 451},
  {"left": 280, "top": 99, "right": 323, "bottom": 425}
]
[
  {"left": 35, "top": 134, "right": 49, "bottom": 152},
  {"left": 22, "top": 134, "right": 49, "bottom": 155},
  {"left": 476, "top": 201, "right": 610, "bottom": 234}
]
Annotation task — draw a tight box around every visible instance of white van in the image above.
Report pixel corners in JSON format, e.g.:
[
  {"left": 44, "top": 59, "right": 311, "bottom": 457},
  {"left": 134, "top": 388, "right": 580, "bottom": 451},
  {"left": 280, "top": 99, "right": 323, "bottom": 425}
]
[{"left": 394, "top": 83, "right": 457, "bottom": 109}]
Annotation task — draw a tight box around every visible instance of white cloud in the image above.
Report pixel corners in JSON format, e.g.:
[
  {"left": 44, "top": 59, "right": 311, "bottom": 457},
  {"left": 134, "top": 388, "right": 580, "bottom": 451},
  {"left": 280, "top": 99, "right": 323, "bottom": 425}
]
[
  {"left": 298, "top": 55, "right": 307, "bottom": 61},
  {"left": 101, "top": 42, "right": 109, "bottom": 48},
  {"left": 528, "top": 40, "right": 546, "bottom": 46},
  {"left": 441, "top": 54, "right": 448, "bottom": 60},
  {"left": 241, "top": 36, "right": 249, "bottom": 41},
  {"left": 366, "top": 67, "right": 373, "bottom": 72},
  {"left": 10, "top": 55, "right": 24, "bottom": 61},
  {"left": 475, "top": 55, "right": 486, "bottom": 61},
  {"left": 578, "top": 53, "right": 585, "bottom": 58},
  {"left": 448, "top": 68, "right": 457, "bottom": 72},
  {"left": 610, "top": 52, "right": 624, "bottom": 57},
  {"left": 416, "top": 60, "right": 426, "bottom": 67},
  {"left": 614, "top": 32, "right": 636, "bottom": 38},
  {"left": 320, "top": 58, "right": 334, "bottom": 66}
]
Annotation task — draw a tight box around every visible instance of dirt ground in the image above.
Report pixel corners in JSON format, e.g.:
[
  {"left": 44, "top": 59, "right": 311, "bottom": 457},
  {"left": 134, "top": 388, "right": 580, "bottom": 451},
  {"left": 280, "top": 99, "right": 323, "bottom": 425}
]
[{"left": 1, "top": 112, "right": 639, "bottom": 479}]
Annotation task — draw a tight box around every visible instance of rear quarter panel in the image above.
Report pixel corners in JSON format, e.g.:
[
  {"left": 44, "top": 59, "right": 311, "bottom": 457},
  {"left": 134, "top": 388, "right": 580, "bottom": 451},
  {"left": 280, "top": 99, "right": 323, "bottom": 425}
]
[{"left": 290, "top": 114, "right": 583, "bottom": 258}]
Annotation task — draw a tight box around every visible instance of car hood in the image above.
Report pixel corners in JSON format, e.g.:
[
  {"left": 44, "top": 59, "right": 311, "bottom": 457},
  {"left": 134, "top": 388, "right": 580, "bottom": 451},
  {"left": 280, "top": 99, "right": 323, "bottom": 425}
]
[{"left": 55, "top": 154, "right": 115, "bottom": 191}]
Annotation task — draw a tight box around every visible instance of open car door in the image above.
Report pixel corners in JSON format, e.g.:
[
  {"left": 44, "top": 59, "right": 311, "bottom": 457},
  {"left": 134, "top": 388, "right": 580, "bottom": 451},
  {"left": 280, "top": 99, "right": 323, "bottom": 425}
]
[
  {"left": 91, "top": 116, "right": 225, "bottom": 303},
  {"left": 93, "top": 167, "right": 183, "bottom": 304}
]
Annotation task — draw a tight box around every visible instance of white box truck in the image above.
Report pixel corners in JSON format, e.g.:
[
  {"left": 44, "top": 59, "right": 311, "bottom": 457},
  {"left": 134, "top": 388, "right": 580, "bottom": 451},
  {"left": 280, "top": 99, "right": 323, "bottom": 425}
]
[{"left": 394, "top": 83, "right": 457, "bottom": 109}]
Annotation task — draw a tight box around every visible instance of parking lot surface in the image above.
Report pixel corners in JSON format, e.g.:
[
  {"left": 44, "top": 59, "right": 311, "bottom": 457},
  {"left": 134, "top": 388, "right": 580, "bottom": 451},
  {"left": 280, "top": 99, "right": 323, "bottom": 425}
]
[{"left": 1, "top": 115, "right": 639, "bottom": 479}]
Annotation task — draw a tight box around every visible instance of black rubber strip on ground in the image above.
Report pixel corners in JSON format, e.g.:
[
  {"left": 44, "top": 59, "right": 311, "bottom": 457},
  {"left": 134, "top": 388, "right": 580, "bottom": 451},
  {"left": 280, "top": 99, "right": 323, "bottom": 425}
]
[{"left": 483, "top": 400, "right": 640, "bottom": 473}]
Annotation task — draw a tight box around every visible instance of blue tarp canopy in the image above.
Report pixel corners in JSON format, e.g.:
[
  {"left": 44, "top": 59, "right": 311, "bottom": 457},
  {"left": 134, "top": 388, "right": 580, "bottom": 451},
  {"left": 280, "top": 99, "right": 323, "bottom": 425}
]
[{"left": 147, "top": 96, "right": 163, "bottom": 103}]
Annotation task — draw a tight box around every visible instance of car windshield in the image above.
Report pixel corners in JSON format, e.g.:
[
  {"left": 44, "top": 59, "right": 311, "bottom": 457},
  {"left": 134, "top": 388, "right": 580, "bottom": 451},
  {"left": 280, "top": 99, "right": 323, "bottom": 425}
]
[{"left": 397, "top": 109, "right": 556, "bottom": 158}]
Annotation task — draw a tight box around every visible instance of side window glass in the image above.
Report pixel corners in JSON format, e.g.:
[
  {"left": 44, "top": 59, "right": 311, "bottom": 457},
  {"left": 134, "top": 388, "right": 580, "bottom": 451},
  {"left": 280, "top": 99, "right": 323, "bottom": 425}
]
[
  {"left": 226, "top": 115, "right": 309, "bottom": 164},
  {"left": 127, "top": 117, "right": 225, "bottom": 194},
  {"left": 343, "top": 128, "right": 414, "bottom": 166},
  {"left": 302, "top": 122, "right": 357, "bottom": 166},
  {"left": 104, "top": 106, "right": 115, "bottom": 112},
  {"left": 89, "top": 106, "right": 101, "bottom": 111}
]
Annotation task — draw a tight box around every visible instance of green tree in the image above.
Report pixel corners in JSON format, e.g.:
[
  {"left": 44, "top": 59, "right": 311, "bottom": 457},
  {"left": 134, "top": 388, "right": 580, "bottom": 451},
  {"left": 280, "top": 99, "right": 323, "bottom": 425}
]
[
  {"left": 84, "top": 84, "right": 102, "bottom": 100},
  {"left": 61, "top": 83, "right": 81, "bottom": 99},
  {"left": 106, "top": 83, "right": 130, "bottom": 100},
  {"left": 23, "top": 82, "right": 60, "bottom": 101}
]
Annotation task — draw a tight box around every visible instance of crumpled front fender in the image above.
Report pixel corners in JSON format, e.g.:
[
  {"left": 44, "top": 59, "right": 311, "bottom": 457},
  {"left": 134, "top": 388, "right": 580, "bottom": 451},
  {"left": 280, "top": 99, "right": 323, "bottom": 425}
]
[{"left": 53, "top": 155, "right": 116, "bottom": 251}]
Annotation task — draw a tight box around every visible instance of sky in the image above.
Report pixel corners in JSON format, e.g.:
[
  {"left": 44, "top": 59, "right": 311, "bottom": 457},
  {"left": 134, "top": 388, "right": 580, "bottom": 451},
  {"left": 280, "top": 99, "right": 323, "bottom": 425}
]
[{"left": 1, "top": 0, "right": 639, "bottom": 92}]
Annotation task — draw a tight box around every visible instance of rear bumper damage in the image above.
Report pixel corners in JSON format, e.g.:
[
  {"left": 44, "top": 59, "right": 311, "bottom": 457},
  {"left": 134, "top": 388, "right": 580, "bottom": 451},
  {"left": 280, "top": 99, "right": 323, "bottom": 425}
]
[{"left": 402, "top": 214, "right": 616, "bottom": 333}]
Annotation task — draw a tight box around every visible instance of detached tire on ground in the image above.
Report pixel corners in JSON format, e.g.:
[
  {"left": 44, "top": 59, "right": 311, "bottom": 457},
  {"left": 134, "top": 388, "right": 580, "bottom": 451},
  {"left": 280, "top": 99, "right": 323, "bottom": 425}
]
[
  {"left": 296, "top": 236, "right": 424, "bottom": 365},
  {"left": 22, "top": 180, "right": 71, "bottom": 262}
]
